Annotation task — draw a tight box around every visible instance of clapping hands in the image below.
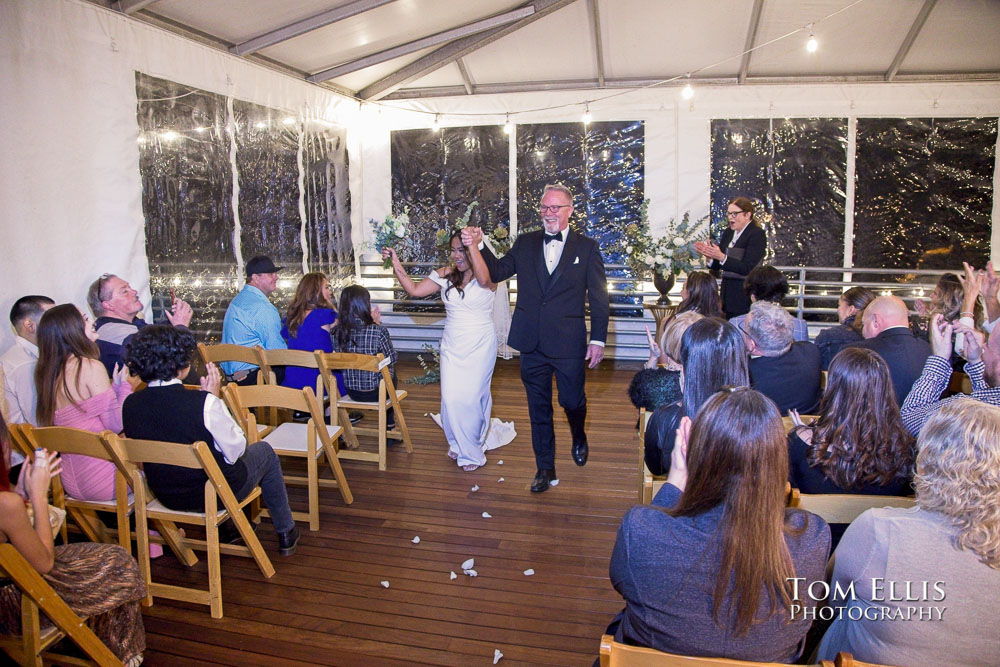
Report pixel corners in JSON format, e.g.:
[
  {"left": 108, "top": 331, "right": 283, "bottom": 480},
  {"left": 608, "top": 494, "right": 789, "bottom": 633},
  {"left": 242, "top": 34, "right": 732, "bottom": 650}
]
[
  {"left": 693, "top": 240, "right": 725, "bottom": 262},
  {"left": 165, "top": 298, "right": 194, "bottom": 327},
  {"left": 200, "top": 362, "right": 222, "bottom": 396}
]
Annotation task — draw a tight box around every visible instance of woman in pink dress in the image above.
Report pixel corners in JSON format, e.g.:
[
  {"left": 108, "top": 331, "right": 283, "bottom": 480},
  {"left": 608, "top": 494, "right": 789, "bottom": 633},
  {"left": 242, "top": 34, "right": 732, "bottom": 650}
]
[{"left": 35, "top": 304, "right": 132, "bottom": 501}]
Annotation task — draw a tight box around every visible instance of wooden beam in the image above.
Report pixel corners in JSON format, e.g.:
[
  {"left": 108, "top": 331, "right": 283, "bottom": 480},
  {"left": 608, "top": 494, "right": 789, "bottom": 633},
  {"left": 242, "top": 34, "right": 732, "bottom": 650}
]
[
  {"left": 230, "top": 0, "right": 400, "bottom": 57},
  {"left": 308, "top": 6, "right": 535, "bottom": 83},
  {"left": 588, "top": 0, "right": 605, "bottom": 88},
  {"left": 737, "top": 0, "right": 766, "bottom": 84},
  {"left": 884, "top": 0, "right": 938, "bottom": 82},
  {"left": 358, "top": 0, "right": 581, "bottom": 101},
  {"left": 456, "top": 58, "right": 476, "bottom": 95}
]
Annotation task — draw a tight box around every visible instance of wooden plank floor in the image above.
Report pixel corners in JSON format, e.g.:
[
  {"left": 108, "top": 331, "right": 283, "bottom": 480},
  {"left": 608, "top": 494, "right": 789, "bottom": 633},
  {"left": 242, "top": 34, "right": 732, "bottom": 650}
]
[{"left": 142, "top": 356, "right": 642, "bottom": 666}]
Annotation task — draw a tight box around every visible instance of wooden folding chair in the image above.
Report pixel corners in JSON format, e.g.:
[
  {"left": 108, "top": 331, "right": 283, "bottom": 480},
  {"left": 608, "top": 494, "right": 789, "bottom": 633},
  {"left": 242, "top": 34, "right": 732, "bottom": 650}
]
[
  {"left": 315, "top": 352, "right": 413, "bottom": 471},
  {"left": 102, "top": 434, "right": 275, "bottom": 619},
  {"left": 637, "top": 408, "right": 665, "bottom": 504},
  {"left": 9, "top": 424, "right": 131, "bottom": 553},
  {"left": 197, "top": 342, "right": 263, "bottom": 384},
  {"left": 598, "top": 634, "right": 838, "bottom": 667},
  {"left": 787, "top": 488, "right": 916, "bottom": 524},
  {"left": 255, "top": 347, "right": 323, "bottom": 398},
  {"left": 0, "top": 544, "right": 121, "bottom": 667},
  {"left": 223, "top": 383, "right": 353, "bottom": 531}
]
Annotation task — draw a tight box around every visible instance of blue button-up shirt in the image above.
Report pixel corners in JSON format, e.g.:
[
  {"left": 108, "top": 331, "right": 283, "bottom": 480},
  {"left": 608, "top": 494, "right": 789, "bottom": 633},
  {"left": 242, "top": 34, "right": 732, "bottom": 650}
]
[{"left": 220, "top": 285, "right": 286, "bottom": 374}]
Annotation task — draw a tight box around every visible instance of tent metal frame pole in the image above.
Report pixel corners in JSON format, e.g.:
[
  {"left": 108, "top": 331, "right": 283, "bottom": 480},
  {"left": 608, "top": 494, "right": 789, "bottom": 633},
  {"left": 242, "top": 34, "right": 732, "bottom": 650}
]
[
  {"left": 588, "top": 0, "right": 606, "bottom": 88},
  {"left": 456, "top": 58, "right": 476, "bottom": 95},
  {"left": 884, "top": 0, "right": 938, "bottom": 82},
  {"left": 738, "top": 0, "right": 766, "bottom": 84}
]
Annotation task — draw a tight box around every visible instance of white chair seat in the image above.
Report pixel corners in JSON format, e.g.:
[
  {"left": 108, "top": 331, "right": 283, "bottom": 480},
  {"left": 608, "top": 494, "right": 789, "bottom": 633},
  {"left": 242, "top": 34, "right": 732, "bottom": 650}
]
[
  {"left": 145, "top": 498, "right": 231, "bottom": 521},
  {"left": 262, "top": 422, "right": 342, "bottom": 456},
  {"left": 339, "top": 388, "right": 407, "bottom": 408}
]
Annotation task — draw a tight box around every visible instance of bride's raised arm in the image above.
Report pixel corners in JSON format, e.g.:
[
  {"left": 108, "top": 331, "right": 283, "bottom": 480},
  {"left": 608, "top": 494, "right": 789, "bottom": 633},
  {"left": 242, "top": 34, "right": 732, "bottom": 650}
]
[
  {"left": 383, "top": 247, "right": 442, "bottom": 298},
  {"left": 462, "top": 227, "right": 496, "bottom": 292}
]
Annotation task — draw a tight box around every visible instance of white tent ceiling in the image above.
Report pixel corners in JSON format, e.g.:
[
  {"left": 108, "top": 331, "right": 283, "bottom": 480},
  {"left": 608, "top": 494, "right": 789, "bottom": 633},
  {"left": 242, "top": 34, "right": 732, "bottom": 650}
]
[{"left": 92, "top": 0, "right": 1000, "bottom": 101}]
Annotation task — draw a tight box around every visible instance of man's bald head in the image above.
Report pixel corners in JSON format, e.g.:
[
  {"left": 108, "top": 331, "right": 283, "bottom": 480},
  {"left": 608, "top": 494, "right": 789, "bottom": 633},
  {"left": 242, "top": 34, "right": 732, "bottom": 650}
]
[{"left": 862, "top": 296, "right": 910, "bottom": 339}]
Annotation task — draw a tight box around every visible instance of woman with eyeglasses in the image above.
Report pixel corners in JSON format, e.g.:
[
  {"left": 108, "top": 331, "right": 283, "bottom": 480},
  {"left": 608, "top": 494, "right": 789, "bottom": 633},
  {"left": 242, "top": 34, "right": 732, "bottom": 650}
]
[
  {"left": 608, "top": 387, "right": 830, "bottom": 661},
  {"left": 382, "top": 231, "right": 514, "bottom": 472},
  {"left": 693, "top": 197, "right": 767, "bottom": 319}
]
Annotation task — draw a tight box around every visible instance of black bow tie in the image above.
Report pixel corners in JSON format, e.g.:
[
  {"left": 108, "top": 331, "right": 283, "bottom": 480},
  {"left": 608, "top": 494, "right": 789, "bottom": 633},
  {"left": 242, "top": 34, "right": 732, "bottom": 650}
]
[{"left": 543, "top": 233, "right": 562, "bottom": 245}]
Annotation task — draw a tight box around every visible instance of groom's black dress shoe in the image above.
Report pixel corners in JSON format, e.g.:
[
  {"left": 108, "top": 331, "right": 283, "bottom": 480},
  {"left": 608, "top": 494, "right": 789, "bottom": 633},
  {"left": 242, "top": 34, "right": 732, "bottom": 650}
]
[
  {"left": 530, "top": 469, "right": 557, "bottom": 493},
  {"left": 572, "top": 440, "right": 589, "bottom": 466}
]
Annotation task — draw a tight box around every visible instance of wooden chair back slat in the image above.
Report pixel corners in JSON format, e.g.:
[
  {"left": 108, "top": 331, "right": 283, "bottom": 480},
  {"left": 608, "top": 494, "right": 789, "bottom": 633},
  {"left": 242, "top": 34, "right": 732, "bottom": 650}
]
[
  {"left": 223, "top": 384, "right": 315, "bottom": 414},
  {"left": 315, "top": 351, "right": 383, "bottom": 374},
  {"left": 19, "top": 425, "right": 113, "bottom": 460},
  {"left": 787, "top": 488, "right": 916, "bottom": 524},
  {"left": 198, "top": 343, "right": 259, "bottom": 367},
  {"left": 598, "top": 634, "right": 837, "bottom": 667}
]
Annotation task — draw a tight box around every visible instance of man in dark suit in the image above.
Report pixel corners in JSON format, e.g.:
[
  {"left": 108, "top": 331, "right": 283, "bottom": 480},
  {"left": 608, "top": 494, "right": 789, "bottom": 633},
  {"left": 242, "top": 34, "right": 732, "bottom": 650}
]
[
  {"left": 743, "top": 301, "right": 822, "bottom": 415},
  {"left": 693, "top": 197, "right": 767, "bottom": 318},
  {"left": 848, "top": 296, "right": 931, "bottom": 406},
  {"left": 463, "top": 184, "right": 610, "bottom": 492}
]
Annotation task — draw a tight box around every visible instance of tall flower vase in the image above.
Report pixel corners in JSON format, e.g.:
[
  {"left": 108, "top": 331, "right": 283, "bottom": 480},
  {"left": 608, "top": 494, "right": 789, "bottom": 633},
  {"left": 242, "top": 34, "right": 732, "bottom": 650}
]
[{"left": 652, "top": 271, "right": 676, "bottom": 305}]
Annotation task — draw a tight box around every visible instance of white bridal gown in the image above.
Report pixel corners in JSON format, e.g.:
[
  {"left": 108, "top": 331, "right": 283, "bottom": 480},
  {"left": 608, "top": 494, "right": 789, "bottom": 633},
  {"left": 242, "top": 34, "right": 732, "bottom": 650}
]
[{"left": 429, "top": 270, "right": 516, "bottom": 468}]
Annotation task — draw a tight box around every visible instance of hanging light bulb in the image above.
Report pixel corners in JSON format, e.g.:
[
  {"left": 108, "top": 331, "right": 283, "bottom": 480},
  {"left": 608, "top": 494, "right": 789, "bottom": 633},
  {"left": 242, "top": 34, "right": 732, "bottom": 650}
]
[
  {"left": 432, "top": 114, "right": 440, "bottom": 132},
  {"left": 806, "top": 24, "right": 818, "bottom": 53},
  {"left": 503, "top": 113, "right": 512, "bottom": 134},
  {"left": 581, "top": 103, "right": 592, "bottom": 125}
]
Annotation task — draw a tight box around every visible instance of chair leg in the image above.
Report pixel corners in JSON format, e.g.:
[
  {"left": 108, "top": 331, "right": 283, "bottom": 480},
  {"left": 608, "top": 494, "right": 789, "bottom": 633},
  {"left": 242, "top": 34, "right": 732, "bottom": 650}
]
[
  {"left": 339, "top": 408, "right": 360, "bottom": 449},
  {"left": 204, "top": 509, "right": 223, "bottom": 619},
  {"left": 155, "top": 520, "right": 198, "bottom": 567},
  {"left": 321, "top": 444, "right": 354, "bottom": 505},
  {"left": 378, "top": 404, "right": 387, "bottom": 472},
  {"left": 68, "top": 508, "right": 104, "bottom": 544},
  {"left": 307, "top": 454, "right": 319, "bottom": 532},
  {"left": 392, "top": 402, "right": 413, "bottom": 454},
  {"left": 20, "top": 596, "right": 43, "bottom": 667},
  {"left": 230, "top": 498, "right": 275, "bottom": 579},
  {"left": 133, "top": 499, "right": 154, "bottom": 608}
]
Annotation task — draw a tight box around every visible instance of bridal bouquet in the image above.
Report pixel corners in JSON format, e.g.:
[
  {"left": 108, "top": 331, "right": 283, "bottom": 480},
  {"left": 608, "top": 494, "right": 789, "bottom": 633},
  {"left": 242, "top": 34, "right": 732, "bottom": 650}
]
[
  {"left": 622, "top": 200, "right": 707, "bottom": 281},
  {"left": 370, "top": 207, "right": 410, "bottom": 268}
]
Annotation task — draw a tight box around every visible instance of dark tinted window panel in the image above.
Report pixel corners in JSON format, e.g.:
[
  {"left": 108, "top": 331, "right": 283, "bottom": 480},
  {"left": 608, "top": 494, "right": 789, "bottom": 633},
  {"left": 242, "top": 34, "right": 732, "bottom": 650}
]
[
  {"left": 711, "top": 118, "right": 847, "bottom": 268},
  {"left": 854, "top": 117, "right": 996, "bottom": 271}
]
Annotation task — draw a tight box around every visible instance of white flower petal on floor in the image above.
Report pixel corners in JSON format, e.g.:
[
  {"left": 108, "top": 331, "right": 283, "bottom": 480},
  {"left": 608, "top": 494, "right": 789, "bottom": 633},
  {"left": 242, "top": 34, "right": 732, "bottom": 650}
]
[
  {"left": 493, "top": 649, "right": 503, "bottom": 664},
  {"left": 411, "top": 536, "right": 420, "bottom": 544},
  {"left": 523, "top": 569, "right": 535, "bottom": 576},
  {"left": 497, "top": 460, "right": 503, "bottom": 465},
  {"left": 380, "top": 581, "right": 390, "bottom": 588},
  {"left": 497, "top": 477, "right": 504, "bottom": 483},
  {"left": 450, "top": 571, "right": 457, "bottom": 580},
  {"left": 549, "top": 479, "right": 560, "bottom": 487},
  {"left": 471, "top": 484, "right": 480, "bottom": 492},
  {"left": 482, "top": 512, "right": 492, "bottom": 518},
  {"left": 464, "top": 569, "right": 478, "bottom": 577},
  {"left": 461, "top": 558, "right": 474, "bottom": 570}
]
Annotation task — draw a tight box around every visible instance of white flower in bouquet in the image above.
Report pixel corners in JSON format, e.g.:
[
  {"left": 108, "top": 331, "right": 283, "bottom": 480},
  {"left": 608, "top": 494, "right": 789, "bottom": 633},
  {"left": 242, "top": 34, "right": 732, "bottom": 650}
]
[
  {"left": 673, "top": 236, "right": 685, "bottom": 247},
  {"left": 664, "top": 248, "right": 674, "bottom": 257},
  {"left": 655, "top": 255, "right": 666, "bottom": 265},
  {"left": 625, "top": 245, "right": 633, "bottom": 253},
  {"left": 644, "top": 255, "right": 655, "bottom": 266}
]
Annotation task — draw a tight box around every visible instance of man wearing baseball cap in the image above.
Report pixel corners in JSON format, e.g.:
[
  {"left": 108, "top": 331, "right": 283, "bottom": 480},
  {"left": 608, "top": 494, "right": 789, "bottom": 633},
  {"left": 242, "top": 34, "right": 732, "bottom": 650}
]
[{"left": 221, "top": 255, "right": 287, "bottom": 385}]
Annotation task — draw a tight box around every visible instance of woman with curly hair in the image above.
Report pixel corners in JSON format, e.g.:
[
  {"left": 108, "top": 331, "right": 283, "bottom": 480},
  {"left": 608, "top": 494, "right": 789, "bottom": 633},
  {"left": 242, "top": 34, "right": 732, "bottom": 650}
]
[
  {"left": 0, "top": 413, "right": 147, "bottom": 666},
  {"left": 281, "top": 272, "right": 346, "bottom": 397},
  {"left": 818, "top": 398, "right": 1000, "bottom": 665},
  {"left": 382, "top": 231, "right": 514, "bottom": 472},
  {"left": 610, "top": 388, "right": 830, "bottom": 661},
  {"left": 34, "top": 304, "right": 132, "bottom": 501},
  {"left": 675, "top": 271, "right": 722, "bottom": 319}
]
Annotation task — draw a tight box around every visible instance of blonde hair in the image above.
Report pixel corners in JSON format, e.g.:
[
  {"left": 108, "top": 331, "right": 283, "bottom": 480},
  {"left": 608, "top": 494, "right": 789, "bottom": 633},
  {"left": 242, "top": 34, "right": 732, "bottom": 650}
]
[
  {"left": 660, "top": 311, "right": 703, "bottom": 367},
  {"left": 915, "top": 399, "right": 1000, "bottom": 569}
]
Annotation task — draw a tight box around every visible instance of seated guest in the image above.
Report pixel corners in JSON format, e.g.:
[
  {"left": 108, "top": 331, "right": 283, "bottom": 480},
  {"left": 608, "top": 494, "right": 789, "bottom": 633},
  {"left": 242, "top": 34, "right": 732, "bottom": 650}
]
[
  {"left": 610, "top": 388, "right": 830, "bottom": 661},
  {"left": 281, "top": 272, "right": 346, "bottom": 397},
  {"left": 0, "top": 414, "right": 146, "bottom": 667},
  {"left": 815, "top": 286, "right": 875, "bottom": 370},
  {"left": 674, "top": 271, "right": 722, "bottom": 319},
  {"left": 644, "top": 318, "right": 747, "bottom": 475},
  {"left": 35, "top": 305, "right": 132, "bottom": 501},
  {"left": 331, "top": 285, "right": 398, "bottom": 427},
  {"left": 221, "top": 256, "right": 287, "bottom": 385},
  {"left": 121, "top": 325, "right": 300, "bottom": 555},
  {"left": 743, "top": 301, "right": 821, "bottom": 415},
  {"left": 627, "top": 311, "right": 702, "bottom": 413},
  {"left": 789, "top": 348, "right": 915, "bottom": 545},
  {"left": 729, "top": 266, "right": 808, "bottom": 342},
  {"left": 87, "top": 273, "right": 194, "bottom": 377},
  {"left": 849, "top": 295, "right": 931, "bottom": 406},
  {"left": 910, "top": 271, "right": 983, "bottom": 362},
  {"left": 901, "top": 312, "right": 1000, "bottom": 435},
  {"left": 818, "top": 399, "right": 1000, "bottom": 666},
  {"left": 1, "top": 295, "right": 54, "bottom": 481}
]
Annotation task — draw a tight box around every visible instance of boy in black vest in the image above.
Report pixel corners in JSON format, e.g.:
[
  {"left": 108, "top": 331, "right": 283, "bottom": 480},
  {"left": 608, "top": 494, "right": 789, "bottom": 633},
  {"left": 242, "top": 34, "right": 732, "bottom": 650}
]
[{"left": 121, "top": 325, "right": 300, "bottom": 555}]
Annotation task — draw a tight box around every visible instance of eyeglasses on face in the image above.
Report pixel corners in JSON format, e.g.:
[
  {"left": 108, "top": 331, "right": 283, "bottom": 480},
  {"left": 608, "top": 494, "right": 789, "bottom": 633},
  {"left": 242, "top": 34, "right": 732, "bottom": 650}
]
[
  {"left": 726, "top": 210, "right": 748, "bottom": 218},
  {"left": 540, "top": 204, "right": 571, "bottom": 214}
]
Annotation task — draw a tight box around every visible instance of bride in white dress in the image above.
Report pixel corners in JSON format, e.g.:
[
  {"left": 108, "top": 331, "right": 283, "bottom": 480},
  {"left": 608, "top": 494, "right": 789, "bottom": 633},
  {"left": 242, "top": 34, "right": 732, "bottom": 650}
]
[{"left": 383, "top": 232, "right": 515, "bottom": 471}]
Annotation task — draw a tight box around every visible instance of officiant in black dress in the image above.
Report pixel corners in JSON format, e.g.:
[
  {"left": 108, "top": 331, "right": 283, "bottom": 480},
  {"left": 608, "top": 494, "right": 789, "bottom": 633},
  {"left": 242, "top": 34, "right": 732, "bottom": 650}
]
[{"left": 693, "top": 197, "right": 767, "bottom": 319}]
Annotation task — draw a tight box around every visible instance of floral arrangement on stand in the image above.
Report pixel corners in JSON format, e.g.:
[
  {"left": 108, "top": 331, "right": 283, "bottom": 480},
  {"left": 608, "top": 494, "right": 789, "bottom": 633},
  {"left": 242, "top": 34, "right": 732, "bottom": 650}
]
[
  {"left": 621, "top": 200, "right": 708, "bottom": 302},
  {"left": 370, "top": 207, "right": 410, "bottom": 269}
]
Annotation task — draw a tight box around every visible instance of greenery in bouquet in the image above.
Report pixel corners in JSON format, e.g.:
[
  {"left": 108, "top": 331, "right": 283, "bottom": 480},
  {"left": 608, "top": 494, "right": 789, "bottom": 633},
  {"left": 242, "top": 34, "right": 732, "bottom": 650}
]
[
  {"left": 370, "top": 207, "right": 410, "bottom": 269},
  {"left": 432, "top": 201, "right": 513, "bottom": 257},
  {"left": 404, "top": 343, "right": 441, "bottom": 385},
  {"left": 621, "top": 200, "right": 708, "bottom": 287}
]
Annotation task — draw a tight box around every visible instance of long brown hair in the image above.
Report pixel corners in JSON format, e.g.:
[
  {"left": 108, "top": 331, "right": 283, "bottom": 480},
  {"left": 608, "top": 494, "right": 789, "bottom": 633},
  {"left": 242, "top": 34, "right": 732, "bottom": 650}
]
[
  {"left": 34, "top": 304, "right": 100, "bottom": 427},
  {"left": 285, "top": 273, "right": 334, "bottom": 338},
  {"left": 670, "top": 388, "right": 799, "bottom": 635},
  {"left": 930, "top": 273, "right": 983, "bottom": 327},
  {"left": 676, "top": 271, "right": 722, "bottom": 318},
  {"left": 806, "top": 347, "right": 915, "bottom": 489},
  {"left": 443, "top": 230, "right": 469, "bottom": 299}
]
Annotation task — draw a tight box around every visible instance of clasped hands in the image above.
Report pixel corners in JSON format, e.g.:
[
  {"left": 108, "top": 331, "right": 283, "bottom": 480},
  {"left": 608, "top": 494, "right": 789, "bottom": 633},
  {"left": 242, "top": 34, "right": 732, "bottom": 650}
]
[
  {"left": 460, "top": 226, "right": 484, "bottom": 248},
  {"left": 692, "top": 240, "right": 726, "bottom": 262}
]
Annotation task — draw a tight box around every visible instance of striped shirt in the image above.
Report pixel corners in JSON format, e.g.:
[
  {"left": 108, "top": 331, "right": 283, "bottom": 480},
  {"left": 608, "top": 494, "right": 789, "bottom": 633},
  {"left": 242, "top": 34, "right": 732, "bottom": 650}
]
[
  {"left": 221, "top": 285, "right": 287, "bottom": 374},
  {"left": 900, "top": 355, "right": 1000, "bottom": 435},
  {"left": 331, "top": 324, "right": 396, "bottom": 392}
]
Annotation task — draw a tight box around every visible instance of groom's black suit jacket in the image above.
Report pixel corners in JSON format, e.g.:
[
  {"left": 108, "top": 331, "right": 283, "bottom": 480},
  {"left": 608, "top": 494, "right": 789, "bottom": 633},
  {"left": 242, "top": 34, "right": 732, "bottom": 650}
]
[{"left": 483, "top": 228, "right": 609, "bottom": 359}]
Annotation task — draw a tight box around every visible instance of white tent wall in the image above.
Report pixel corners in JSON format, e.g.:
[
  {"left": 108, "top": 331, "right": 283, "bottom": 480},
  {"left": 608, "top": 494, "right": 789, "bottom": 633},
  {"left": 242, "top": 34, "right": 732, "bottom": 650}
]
[
  {"left": 0, "top": 0, "right": 363, "bottom": 352},
  {"left": 358, "top": 83, "right": 1000, "bottom": 263}
]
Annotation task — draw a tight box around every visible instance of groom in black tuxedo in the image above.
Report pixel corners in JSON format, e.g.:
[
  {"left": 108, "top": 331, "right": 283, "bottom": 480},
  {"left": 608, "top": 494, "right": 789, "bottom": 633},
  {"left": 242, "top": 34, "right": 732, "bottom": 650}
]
[{"left": 463, "top": 184, "right": 609, "bottom": 492}]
